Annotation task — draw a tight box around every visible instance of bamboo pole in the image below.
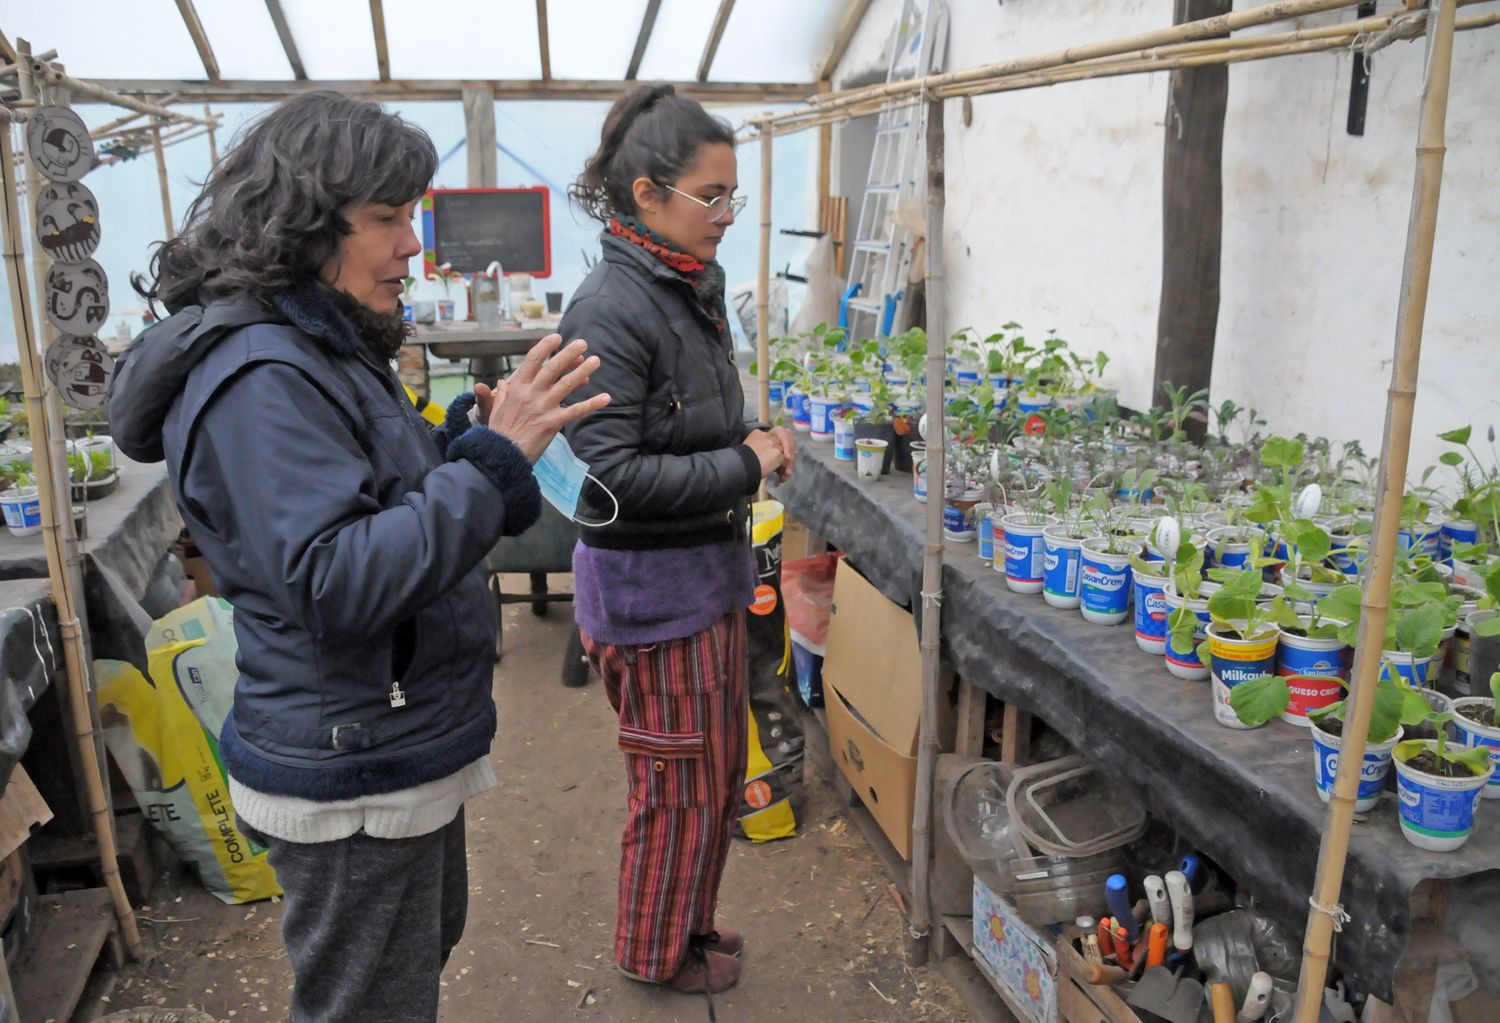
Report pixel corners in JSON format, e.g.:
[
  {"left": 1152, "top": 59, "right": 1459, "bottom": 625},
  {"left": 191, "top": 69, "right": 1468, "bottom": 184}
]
[
  {"left": 757, "top": 9, "right": 1498, "bottom": 139},
  {"left": 756, "top": 117, "right": 772, "bottom": 430},
  {"left": 910, "top": 94, "right": 947, "bottom": 967},
  {"left": 203, "top": 103, "right": 218, "bottom": 165},
  {"left": 0, "top": 110, "right": 145, "bottom": 962},
  {"left": 1292, "top": 1, "right": 1458, "bottom": 1018},
  {"left": 778, "top": 0, "right": 1369, "bottom": 123},
  {"left": 150, "top": 119, "right": 174, "bottom": 238},
  {"left": 16, "top": 44, "right": 79, "bottom": 568},
  {"left": 41, "top": 67, "right": 214, "bottom": 126}
]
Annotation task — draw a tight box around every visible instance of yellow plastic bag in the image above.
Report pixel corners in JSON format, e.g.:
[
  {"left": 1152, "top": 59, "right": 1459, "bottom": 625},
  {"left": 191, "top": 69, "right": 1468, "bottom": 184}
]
[{"left": 95, "top": 608, "right": 280, "bottom": 904}]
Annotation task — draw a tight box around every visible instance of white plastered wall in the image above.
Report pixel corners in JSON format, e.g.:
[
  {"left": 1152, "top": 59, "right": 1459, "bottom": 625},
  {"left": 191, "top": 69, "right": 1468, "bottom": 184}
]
[{"left": 832, "top": 0, "right": 1500, "bottom": 475}]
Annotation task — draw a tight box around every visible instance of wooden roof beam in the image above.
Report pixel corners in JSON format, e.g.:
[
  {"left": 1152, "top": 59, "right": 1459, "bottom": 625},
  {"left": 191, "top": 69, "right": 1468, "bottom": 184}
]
[
  {"left": 174, "top": 0, "right": 221, "bottom": 81},
  {"left": 626, "top": 0, "right": 663, "bottom": 80},
  {"left": 698, "top": 0, "right": 736, "bottom": 82},
  {"left": 536, "top": 0, "right": 552, "bottom": 80},
  {"left": 817, "top": 0, "right": 874, "bottom": 81},
  {"left": 370, "top": 0, "right": 391, "bottom": 82},
  {"left": 84, "top": 77, "right": 814, "bottom": 104},
  {"left": 263, "top": 0, "right": 307, "bottom": 80}
]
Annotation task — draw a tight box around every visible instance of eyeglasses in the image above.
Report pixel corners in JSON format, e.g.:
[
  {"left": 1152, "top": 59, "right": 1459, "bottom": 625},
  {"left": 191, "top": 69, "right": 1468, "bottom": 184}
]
[{"left": 662, "top": 184, "right": 747, "bottom": 224}]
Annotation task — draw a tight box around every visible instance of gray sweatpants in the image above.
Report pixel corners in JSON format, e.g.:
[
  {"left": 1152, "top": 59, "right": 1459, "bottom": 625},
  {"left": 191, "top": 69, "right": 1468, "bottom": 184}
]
[{"left": 240, "top": 809, "right": 469, "bottom": 1023}]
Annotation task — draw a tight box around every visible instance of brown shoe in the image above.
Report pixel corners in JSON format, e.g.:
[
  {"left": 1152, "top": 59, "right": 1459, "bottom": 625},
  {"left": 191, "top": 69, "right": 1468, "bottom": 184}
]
[
  {"left": 620, "top": 949, "right": 741, "bottom": 994},
  {"left": 695, "top": 928, "right": 744, "bottom": 958}
]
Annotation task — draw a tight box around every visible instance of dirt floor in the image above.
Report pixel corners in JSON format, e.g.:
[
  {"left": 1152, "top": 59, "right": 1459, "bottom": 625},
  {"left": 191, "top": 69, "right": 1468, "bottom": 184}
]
[{"left": 81, "top": 576, "right": 972, "bottom": 1023}]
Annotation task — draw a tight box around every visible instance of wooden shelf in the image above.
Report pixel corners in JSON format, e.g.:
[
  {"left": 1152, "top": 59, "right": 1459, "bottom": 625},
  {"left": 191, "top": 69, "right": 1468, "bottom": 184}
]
[{"left": 13, "top": 887, "right": 120, "bottom": 1023}]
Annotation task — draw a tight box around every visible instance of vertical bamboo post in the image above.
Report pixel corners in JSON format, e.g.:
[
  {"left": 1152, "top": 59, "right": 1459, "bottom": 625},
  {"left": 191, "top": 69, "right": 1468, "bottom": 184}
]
[
  {"left": 910, "top": 95, "right": 947, "bottom": 965},
  {"left": 0, "top": 112, "right": 145, "bottom": 961},
  {"left": 1292, "top": 1, "right": 1457, "bottom": 1018},
  {"left": 16, "top": 42, "right": 70, "bottom": 531},
  {"left": 203, "top": 103, "right": 219, "bottom": 165},
  {"left": 816, "top": 80, "right": 833, "bottom": 231},
  {"left": 756, "top": 117, "right": 773, "bottom": 429},
  {"left": 150, "top": 118, "right": 174, "bottom": 238}
]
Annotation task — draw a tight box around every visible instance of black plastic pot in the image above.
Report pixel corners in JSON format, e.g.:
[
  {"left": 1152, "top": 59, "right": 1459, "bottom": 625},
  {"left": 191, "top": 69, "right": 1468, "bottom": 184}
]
[
  {"left": 891, "top": 416, "right": 916, "bottom": 474},
  {"left": 71, "top": 471, "right": 119, "bottom": 502},
  {"left": 1467, "top": 611, "right": 1500, "bottom": 698}
]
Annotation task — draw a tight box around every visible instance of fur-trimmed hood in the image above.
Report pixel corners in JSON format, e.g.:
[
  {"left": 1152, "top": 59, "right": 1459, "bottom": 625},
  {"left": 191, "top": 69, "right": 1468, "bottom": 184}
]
[{"left": 108, "top": 284, "right": 365, "bottom": 464}]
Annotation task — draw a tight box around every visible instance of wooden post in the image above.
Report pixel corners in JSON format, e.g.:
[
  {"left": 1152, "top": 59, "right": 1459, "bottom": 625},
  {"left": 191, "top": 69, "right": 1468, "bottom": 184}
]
[
  {"left": 463, "top": 86, "right": 498, "bottom": 188},
  {"left": 816, "top": 80, "right": 833, "bottom": 230},
  {"left": 203, "top": 103, "right": 219, "bottom": 165},
  {"left": 910, "top": 96, "right": 946, "bottom": 968},
  {"left": 150, "top": 119, "right": 174, "bottom": 238},
  {"left": 0, "top": 110, "right": 145, "bottom": 963},
  {"left": 756, "top": 118, "right": 773, "bottom": 429},
  {"left": 1151, "top": 0, "right": 1230, "bottom": 441},
  {"left": 1292, "top": 2, "right": 1459, "bottom": 1018}
]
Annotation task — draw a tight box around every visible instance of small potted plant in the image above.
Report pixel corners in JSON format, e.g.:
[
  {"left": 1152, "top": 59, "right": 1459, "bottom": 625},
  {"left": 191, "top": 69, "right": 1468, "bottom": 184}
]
[
  {"left": 68, "top": 447, "right": 118, "bottom": 501},
  {"left": 1268, "top": 583, "right": 1360, "bottom": 725},
  {"left": 428, "top": 262, "right": 461, "bottom": 322},
  {"left": 999, "top": 483, "right": 1057, "bottom": 596},
  {"left": 1040, "top": 478, "right": 1099, "bottom": 610},
  {"left": 1198, "top": 567, "right": 1282, "bottom": 728},
  {"left": 1230, "top": 662, "right": 1418, "bottom": 812},
  {"left": 1077, "top": 493, "right": 1142, "bottom": 626},
  {"left": 0, "top": 462, "right": 40, "bottom": 537},
  {"left": 1164, "top": 540, "right": 1217, "bottom": 680},
  {"left": 1451, "top": 671, "right": 1500, "bottom": 802},
  {"left": 1129, "top": 520, "right": 1181, "bottom": 655},
  {"left": 1393, "top": 707, "right": 1494, "bottom": 852}
]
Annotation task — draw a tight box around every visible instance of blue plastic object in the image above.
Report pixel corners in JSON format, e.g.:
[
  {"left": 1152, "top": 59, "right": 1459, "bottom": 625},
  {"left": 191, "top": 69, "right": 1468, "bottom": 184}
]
[
  {"left": 1105, "top": 874, "right": 1139, "bottom": 942},
  {"left": 838, "top": 283, "right": 863, "bottom": 331},
  {"left": 1178, "top": 854, "right": 1206, "bottom": 894}
]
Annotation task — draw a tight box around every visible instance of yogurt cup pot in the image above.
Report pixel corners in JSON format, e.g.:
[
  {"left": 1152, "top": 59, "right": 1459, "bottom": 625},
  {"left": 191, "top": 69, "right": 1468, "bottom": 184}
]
[{"left": 854, "top": 438, "right": 888, "bottom": 481}]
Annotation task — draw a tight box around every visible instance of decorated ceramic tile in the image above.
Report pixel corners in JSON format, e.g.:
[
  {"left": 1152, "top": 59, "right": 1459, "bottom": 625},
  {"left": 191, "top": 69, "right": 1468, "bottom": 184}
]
[
  {"left": 44, "top": 334, "right": 113, "bottom": 410},
  {"left": 25, "top": 106, "right": 95, "bottom": 182},
  {"left": 45, "top": 258, "right": 109, "bottom": 336},
  {"left": 35, "top": 180, "right": 101, "bottom": 264}
]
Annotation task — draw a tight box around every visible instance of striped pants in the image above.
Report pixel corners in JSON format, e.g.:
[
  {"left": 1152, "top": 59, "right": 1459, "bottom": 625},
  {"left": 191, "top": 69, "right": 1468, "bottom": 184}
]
[{"left": 581, "top": 611, "right": 748, "bottom": 980}]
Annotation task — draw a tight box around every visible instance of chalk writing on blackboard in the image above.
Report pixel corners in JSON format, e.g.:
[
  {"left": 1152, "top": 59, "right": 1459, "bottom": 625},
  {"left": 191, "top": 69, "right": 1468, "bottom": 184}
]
[{"left": 427, "top": 188, "right": 551, "bottom": 277}]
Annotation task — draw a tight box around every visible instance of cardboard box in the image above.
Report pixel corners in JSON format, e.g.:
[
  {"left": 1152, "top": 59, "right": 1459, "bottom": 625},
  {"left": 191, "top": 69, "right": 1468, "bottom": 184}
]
[
  {"left": 822, "top": 560, "right": 947, "bottom": 859},
  {"left": 972, "top": 874, "right": 1059, "bottom": 1023}
]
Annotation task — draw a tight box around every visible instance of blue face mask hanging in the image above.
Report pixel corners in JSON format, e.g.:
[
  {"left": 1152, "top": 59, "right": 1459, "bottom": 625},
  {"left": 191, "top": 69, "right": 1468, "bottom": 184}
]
[{"left": 532, "top": 432, "right": 619, "bottom": 527}]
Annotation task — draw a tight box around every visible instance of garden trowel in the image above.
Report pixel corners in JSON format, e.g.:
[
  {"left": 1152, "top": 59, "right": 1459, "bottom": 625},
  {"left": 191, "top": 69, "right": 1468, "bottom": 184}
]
[{"left": 1128, "top": 965, "right": 1204, "bottom": 1023}]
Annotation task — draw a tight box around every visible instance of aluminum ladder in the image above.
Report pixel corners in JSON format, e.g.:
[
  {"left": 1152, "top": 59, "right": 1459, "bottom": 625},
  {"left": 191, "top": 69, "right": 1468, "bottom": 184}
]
[{"left": 841, "top": 0, "right": 949, "bottom": 341}]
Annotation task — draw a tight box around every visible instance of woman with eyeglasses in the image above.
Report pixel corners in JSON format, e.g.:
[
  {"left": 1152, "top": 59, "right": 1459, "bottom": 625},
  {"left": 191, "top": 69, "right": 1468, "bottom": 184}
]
[{"left": 560, "top": 84, "right": 797, "bottom": 999}]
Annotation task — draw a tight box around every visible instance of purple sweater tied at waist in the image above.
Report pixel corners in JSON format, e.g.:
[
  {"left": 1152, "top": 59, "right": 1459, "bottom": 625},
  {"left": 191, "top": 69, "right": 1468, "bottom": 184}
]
[{"left": 572, "top": 539, "right": 757, "bottom": 647}]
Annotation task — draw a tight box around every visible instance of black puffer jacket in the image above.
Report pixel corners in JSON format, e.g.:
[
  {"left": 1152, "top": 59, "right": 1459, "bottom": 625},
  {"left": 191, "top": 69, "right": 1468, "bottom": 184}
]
[{"left": 560, "top": 233, "right": 761, "bottom": 549}]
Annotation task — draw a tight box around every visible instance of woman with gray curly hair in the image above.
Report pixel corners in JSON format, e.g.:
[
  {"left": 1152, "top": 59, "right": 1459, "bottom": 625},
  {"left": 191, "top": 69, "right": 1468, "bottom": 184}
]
[{"left": 109, "top": 91, "right": 609, "bottom": 1023}]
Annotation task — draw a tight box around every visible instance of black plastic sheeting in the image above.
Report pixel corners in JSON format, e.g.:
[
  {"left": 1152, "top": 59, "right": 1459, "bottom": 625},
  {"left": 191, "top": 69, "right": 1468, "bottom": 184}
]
[
  {"left": 0, "top": 459, "right": 183, "bottom": 787},
  {"left": 771, "top": 436, "right": 1500, "bottom": 1002},
  {"left": 0, "top": 579, "right": 59, "bottom": 791}
]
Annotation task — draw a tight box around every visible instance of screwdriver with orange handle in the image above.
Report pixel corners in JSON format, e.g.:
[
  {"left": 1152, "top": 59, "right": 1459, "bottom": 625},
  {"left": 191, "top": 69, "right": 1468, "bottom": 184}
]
[{"left": 1145, "top": 922, "right": 1169, "bottom": 969}]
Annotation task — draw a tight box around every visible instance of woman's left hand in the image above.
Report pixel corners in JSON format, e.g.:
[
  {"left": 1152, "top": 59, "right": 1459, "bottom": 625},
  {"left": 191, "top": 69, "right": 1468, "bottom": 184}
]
[{"left": 768, "top": 426, "right": 798, "bottom": 483}]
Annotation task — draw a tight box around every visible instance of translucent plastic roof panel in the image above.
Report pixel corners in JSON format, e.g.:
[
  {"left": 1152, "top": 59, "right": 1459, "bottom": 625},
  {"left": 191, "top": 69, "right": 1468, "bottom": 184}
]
[
  {"left": 279, "top": 0, "right": 380, "bottom": 80},
  {"left": 3, "top": 0, "right": 205, "bottom": 79},
  {"left": 711, "top": 0, "right": 845, "bottom": 83},
  {"left": 548, "top": 0, "right": 647, "bottom": 81},
  {"left": 385, "top": 0, "right": 541, "bottom": 80},
  {"left": 634, "top": 0, "right": 719, "bottom": 82},
  {"left": 193, "top": 2, "right": 296, "bottom": 80}
]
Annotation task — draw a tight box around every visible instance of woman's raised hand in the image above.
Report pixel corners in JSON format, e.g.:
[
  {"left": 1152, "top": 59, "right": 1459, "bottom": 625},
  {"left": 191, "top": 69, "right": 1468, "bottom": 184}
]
[{"left": 475, "top": 334, "right": 611, "bottom": 463}]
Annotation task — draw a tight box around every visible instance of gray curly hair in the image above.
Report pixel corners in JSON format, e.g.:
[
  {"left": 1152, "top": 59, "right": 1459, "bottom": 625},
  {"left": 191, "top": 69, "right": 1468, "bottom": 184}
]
[{"left": 133, "top": 91, "right": 437, "bottom": 312}]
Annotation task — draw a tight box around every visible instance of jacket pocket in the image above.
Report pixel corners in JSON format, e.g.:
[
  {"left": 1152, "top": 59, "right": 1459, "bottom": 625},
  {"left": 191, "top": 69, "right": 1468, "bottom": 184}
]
[{"left": 618, "top": 725, "right": 708, "bottom": 808}]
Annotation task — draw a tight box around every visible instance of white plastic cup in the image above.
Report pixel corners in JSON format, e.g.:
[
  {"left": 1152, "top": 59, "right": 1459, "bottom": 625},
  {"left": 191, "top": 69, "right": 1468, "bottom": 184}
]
[{"left": 855, "top": 438, "right": 888, "bottom": 481}]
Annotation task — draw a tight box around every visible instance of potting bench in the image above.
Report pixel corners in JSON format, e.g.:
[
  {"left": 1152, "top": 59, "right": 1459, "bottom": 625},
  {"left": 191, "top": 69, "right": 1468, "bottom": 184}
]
[{"left": 770, "top": 428, "right": 1499, "bottom": 1016}]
